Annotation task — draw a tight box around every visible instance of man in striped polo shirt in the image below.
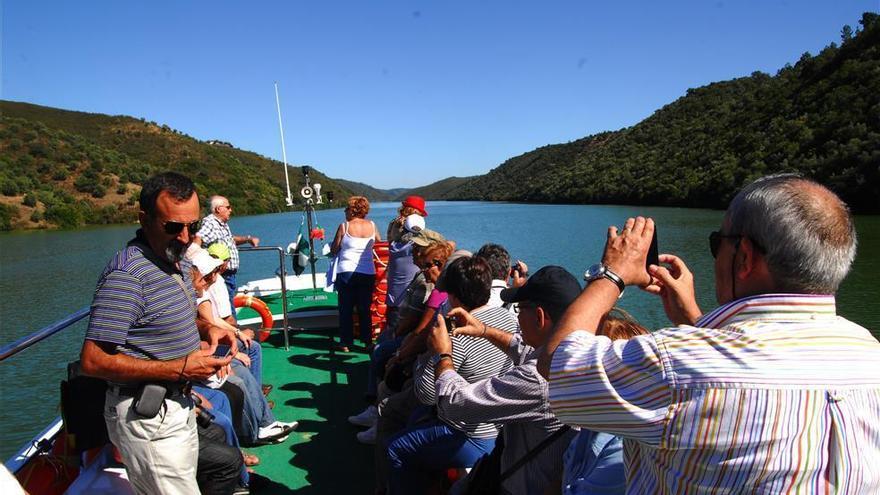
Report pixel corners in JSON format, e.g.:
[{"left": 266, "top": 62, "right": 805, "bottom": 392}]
[
  {"left": 80, "top": 172, "right": 236, "bottom": 495},
  {"left": 539, "top": 174, "right": 880, "bottom": 493}
]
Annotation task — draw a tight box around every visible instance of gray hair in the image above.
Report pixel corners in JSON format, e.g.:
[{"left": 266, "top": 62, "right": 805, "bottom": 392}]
[
  {"left": 726, "top": 174, "right": 857, "bottom": 294},
  {"left": 209, "top": 195, "right": 227, "bottom": 213}
]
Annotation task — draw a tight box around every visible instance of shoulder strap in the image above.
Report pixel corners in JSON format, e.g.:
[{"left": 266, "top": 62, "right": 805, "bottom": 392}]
[
  {"left": 498, "top": 426, "right": 572, "bottom": 482},
  {"left": 371, "top": 221, "right": 377, "bottom": 237},
  {"left": 342, "top": 222, "right": 349, "bottom": 235}
]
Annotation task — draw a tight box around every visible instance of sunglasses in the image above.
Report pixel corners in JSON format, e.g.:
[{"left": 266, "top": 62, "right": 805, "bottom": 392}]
[
  {"left": 513, "top": 302, "right": 536, "bottom": 314},
  {"left": 163, "top": 220, "right": 200, "bottom": 235},
  {"left": 418, "top": 259, "right": 444, "bottom": 271},
  {"left": 709, "top": 231, "right": 766, "bottom": 258}
]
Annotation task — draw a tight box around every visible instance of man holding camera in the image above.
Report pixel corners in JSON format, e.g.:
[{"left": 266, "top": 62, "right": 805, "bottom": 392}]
[
  {"left": 539, "top": 174, "right": 880, "bottom": 492},
  {"left": 427, "top": 266, "right": 582, "bottom": 495},
  {"left": 80, "top": 172, "right": 236, "bottom": 495}
]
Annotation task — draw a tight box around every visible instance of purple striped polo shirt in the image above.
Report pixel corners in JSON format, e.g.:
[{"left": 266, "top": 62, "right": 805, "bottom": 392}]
[{"left": 85, "top": 233, "right": 201, "bottom": 361}]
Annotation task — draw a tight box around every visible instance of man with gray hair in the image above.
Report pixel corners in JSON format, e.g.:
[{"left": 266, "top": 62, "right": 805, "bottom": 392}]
[
  {"left": 539, "top": 174, "right": 880, "bottom": 493},
  {"left": 194, "top": 195, "right": 260, "bottom": 308}
]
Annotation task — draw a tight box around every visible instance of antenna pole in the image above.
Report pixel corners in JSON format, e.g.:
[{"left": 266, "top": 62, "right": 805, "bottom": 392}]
[{"left": 274, "top": 82, "right": 294, "bottom": 207}]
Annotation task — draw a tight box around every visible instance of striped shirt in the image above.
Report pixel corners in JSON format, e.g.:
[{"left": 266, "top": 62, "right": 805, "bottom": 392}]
[
  {"left": 436, "top": 333, "right": 577, "bottom": 495},
  {"left": 415, "top": 305, "right": 519, "bottom": 438},
  {"left": 196, "top": 214, "right": 239, "bottom": 270},
  {"left": 548, "top": 294, "right": 880, "bottom": 494},
  {"left": 85, "top": 234, "right": 201, "bottom": 361}
]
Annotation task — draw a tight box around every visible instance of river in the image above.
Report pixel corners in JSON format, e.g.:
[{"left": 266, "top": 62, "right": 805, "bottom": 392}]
[{"left": 1, "top": 201, "right": 878, "bottom": 459}]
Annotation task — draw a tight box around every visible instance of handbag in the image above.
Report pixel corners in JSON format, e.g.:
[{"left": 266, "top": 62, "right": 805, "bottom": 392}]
[{"left": 465, "top": 425, "right": 572, "bottom": 495}]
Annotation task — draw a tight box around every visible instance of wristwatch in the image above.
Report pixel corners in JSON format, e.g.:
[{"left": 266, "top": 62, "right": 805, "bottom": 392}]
[{"left": 584, "top": 263, "right": 626, "bottom": 296}]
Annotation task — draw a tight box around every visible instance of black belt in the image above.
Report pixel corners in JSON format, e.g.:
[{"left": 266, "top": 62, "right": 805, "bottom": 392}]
[{"left": 112, "top": 382, "right": 192, "bottom": 398}]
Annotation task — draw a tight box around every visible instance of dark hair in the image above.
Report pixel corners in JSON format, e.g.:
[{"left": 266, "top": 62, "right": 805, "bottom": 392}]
[
  {"left": 475, "top": 243, "right": 511, "bottom": 280},
  {"left": 443, "top": 257, "right": 492, "bottom": 310},
  {"left": 538, "top": 302, "right": 568, "bottom": 322},
  {"left": 140, "top": 172, "right": 196, "bottom": 218}
]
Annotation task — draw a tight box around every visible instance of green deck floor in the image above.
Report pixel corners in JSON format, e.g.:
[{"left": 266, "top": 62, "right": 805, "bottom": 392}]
[{"left": 245, "top": 330, "right": 376, "bottom": 493}]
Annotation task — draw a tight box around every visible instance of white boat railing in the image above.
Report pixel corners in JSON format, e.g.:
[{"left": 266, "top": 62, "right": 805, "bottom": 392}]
[
  {"left": 238, "top": 246, "right": 293, "bottom": 350},
  {"left": 1, "top": 308, "right": 89, "bottom": 474}
]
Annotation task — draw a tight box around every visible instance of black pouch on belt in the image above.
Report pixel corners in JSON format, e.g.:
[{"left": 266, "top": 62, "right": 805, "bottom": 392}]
[{"left": 133, "top": 383, "right": 168, "bottom": 418}]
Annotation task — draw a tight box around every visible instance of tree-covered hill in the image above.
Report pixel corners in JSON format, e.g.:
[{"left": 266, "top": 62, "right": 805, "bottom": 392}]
[
  {"left": 446, "top": 13, "right": 880, "bottom": 212},
  {"left": 332, "top": 178, "right": 396, "bottom": 202},
  {"left": 0, "top": 101, "right": 355, "bottom": 230},
  {"left": 397, "top": 176, "right": 478, "bottom": 201}
]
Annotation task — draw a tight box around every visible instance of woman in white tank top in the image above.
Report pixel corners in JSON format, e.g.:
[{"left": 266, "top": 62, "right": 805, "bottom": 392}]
[{"left": 330, "top": 196, "right": 382, "bottom": 352}]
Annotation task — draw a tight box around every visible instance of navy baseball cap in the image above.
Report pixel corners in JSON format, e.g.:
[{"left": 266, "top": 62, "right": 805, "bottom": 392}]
[{"left": 500, "top": 266, "right": 581, "bottom": 309}]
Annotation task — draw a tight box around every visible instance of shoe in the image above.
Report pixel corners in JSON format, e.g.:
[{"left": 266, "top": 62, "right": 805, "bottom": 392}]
[
  {"left": 274, "top": 420, "right": 299, "bottom": 430},
  {"left": 258, "top": 422, "right": 295, "bottom": 442},
  {"left": 233, "top": 484, "right": 250, "bottom": 495},
  {"left": 262, "top": 384, "right": 273, "bottom": 396},
  {"left": 267, "top": 399, "right": 275, "bottom": 409},
  {"left": 356, "top": 424, "right": 377, "bottom": 444},
  {"left": 334, "top": 344, "right": 350, "bottom": 353},
  {"left": 348, "top": 405, "right": 378, "bottom": 427}
]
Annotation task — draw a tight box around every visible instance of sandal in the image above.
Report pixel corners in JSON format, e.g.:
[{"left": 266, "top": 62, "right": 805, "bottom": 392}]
[{"left": 242, "top": 452, "right": 260, "bottom": 467}]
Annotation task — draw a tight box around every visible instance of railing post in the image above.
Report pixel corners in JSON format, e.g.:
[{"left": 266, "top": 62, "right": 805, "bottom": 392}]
[{"left": 278, "top": 247, "right": 291, "bottom": 351}]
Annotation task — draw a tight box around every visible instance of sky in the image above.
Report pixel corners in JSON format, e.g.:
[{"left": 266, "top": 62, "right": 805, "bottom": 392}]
[{"left": 2, "top": 1, "right": 876, "bottom": 189}]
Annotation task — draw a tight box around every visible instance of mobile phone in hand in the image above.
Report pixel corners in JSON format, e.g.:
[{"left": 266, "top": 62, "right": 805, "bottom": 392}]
[
  {"left": 213, "top": 344, "right": 232, "bottom": 359},
  {"left": 646, "top": 227, "right": 659, "bottom": 271},
  {"left": 444, "top": 316, "right": 457, "bottom": 335}
]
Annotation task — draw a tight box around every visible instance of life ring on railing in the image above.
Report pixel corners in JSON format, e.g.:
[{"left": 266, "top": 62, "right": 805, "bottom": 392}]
[{"left": 233, "top": 294, "right": 274, "bottom": 342}]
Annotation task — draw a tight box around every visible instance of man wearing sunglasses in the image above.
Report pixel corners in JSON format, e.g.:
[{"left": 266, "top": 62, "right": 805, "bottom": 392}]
[
  {"left": 538, "top": 174, "right": 880, "bottom": 493},
  {"left": 194, "top": 195, "right": 260, "bottom": 310},
  {"left": 80, "top": 172, "right": 237, "bottom": 495}
]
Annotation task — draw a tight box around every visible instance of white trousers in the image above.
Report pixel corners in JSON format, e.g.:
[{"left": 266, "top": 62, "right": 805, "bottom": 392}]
[{"left": 104, "top": 388, "right": 199, "bottom": 495}]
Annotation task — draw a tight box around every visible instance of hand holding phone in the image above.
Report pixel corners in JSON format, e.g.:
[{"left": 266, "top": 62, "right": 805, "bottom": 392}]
[
  {"left": 213, "top": 344, "right": 232, "bottom": 359},
  {"left": 646, "top": 227, "right": 659, "bottom": 271}
]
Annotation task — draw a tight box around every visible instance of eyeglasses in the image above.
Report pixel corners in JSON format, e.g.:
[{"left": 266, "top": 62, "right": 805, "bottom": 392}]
[
  {"left": 513, "top": 302, "right": 536, "bottom": 314},
  {"left": 709, "top": 231, "right": 765, "bottom": 258},
  {"left": 163, "top": 220, "right": 200, "bottom": 235},
  {"left": 418, "top": 259, "right": 443, "bottom": 271},
  {"left": 708, "top": 231, "right": 742, "bottom": 258},
  {"left": 219, "top": 205, "right": 232, "bottom": 210}
]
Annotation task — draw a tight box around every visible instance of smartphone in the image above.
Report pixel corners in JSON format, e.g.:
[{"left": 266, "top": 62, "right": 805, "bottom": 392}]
[
  {"left": 213, "top": 344, "right": 232, "bottom": 359},
  {"left": 510, "top": 264, "right": 522, "bottom": 276},
  {"left": 444, "top": 316, "right": 457, "bottom": 335},
  {"left": 646, "top": 227, "right": 659, "bottom": 270}
]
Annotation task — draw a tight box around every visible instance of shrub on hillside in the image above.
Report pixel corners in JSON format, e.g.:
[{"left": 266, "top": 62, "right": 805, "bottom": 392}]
[
  {"left": 0, "top": 203, "right": 15, "bottom": 230},
  {"left": 23, "top": 193, "right": 37, "bottom": 207}
]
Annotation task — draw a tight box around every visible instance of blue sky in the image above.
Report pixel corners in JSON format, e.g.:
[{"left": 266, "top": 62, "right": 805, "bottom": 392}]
[{"left": 2, "top": 1, "right": 875, "bottom": 189}]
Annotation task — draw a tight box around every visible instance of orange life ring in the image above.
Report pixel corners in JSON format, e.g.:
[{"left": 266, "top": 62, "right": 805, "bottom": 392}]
[{"left": 233, "top": 294, "right": 274, "bottom": 342}]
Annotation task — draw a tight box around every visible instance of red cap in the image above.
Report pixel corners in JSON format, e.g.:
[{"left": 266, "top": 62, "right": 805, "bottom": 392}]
[{"left": 401, "top": 195, "right": 427, "bottom": 217}]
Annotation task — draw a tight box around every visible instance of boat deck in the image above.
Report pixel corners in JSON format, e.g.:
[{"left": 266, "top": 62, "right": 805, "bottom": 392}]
[{"left": 246, "top": 329, "right": 376, "bottom": 493}]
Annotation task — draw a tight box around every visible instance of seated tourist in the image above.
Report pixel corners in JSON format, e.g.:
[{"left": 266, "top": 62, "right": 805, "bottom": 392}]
[
  {"left": 386, "top": 255, "right": 519, "bottom": 494},
  {"left": 560, "top": 310, "right": 648, "bottom": 495},
  {"left": 474, "top": 243, "right": 527, "bottom": 310},
  {"left": 433, "top": 266, "right": 581, "bottom": 495},
  {"left": 540, "top": 175, "right": 880, "bottom": 492}
]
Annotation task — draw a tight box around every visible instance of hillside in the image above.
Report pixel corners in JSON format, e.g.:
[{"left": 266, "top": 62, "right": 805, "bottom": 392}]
[
  {"left": 397, "top": 176, "right": 478, "bottom": 201},
  {"left": 332, "top": 178, "right": 396, "bottom": 202},
  {"left": 446, "top": 13, "right": 880, "bottom": 212},
  {"left": 0, "top": 101, "right": 355, "bottom": 230}
]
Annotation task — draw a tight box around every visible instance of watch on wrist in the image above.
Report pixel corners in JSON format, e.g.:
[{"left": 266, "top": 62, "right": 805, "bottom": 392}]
[{"left": 584, "top": 263, "right": 626, "bottom": 296}]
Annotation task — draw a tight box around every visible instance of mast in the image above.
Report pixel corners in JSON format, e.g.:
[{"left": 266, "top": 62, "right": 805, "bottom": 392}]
[{"left": 274, "top": 82, "right": 294, "bottom": 207}]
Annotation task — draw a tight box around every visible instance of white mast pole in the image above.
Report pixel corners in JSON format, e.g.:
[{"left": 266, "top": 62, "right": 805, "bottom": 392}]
[{"left": 274, "top": 82, "right": 294, "bottom": 206}]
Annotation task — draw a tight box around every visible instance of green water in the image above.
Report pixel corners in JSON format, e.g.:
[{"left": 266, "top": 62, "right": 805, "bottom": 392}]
[{"left": 1, "top": 201, "right": 878, "bottom": 460}]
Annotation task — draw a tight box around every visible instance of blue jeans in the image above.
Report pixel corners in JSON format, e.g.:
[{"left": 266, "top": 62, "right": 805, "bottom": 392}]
[
  {"left": 193, "top": 385, "right": 249, "bottom": 487},
  {"left": 387, "top": 420, "right": 496, "bottom": 495},
  {"left": 227, "top": 360, "right": 275, "bottom": 445},
  {"left": 222, "top": 270, "right": 237, "bottom": 313},
  {"left": 367, "top": 335, "right": 405, "bottom": 397},
  {"left": 237, "top": 337, "right": 263, "bottom": 388},
  {"left": 336, "top": 272, "right": 376, "bottom": 347}
]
